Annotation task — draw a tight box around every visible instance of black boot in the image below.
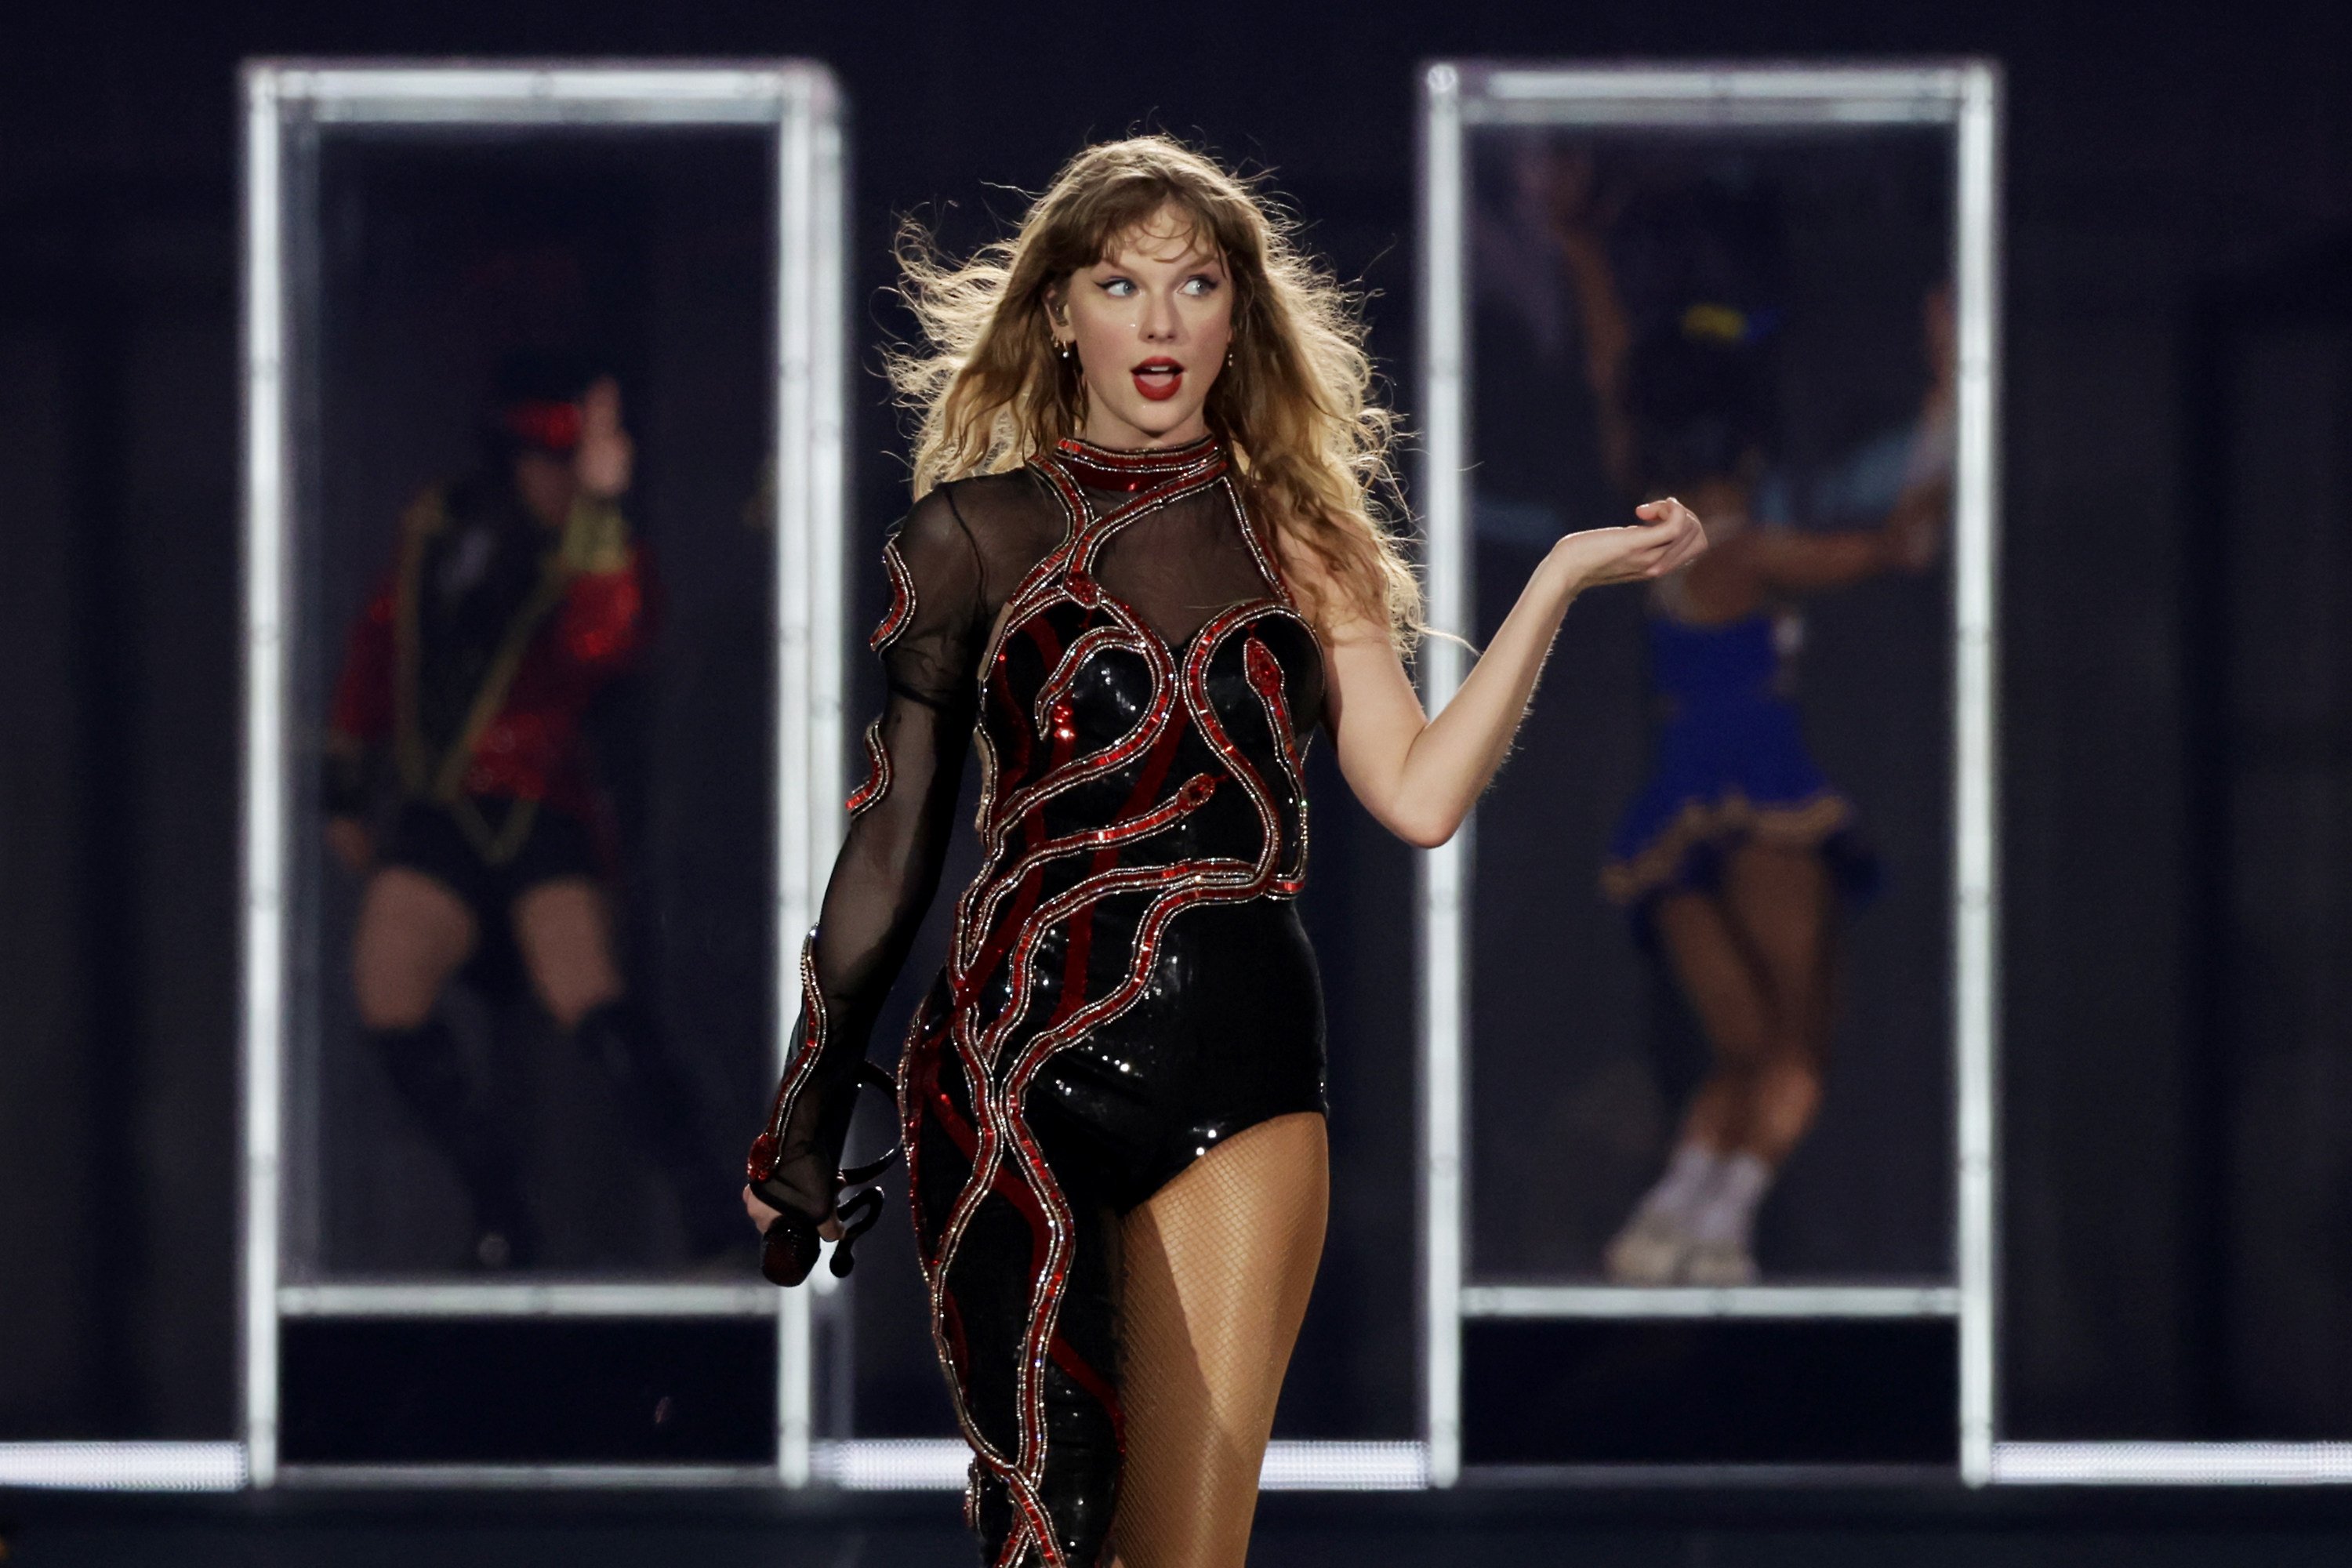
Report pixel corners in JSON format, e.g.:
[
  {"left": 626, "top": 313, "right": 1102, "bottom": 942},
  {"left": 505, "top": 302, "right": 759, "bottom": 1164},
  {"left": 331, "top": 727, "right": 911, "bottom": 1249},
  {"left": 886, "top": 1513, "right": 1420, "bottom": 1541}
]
[
  {"left": 573, "top": 998, "right": 743, "bottom": 1258},
  {"left": 368, "top": 1018, "right": 538, "bottom": 1269}
]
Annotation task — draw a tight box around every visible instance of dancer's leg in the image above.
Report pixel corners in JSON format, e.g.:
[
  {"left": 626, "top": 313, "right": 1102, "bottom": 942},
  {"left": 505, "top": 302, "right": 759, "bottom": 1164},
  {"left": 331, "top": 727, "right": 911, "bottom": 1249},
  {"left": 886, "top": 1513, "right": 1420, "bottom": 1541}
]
[
  {"left": 1651, "top": 889, "right": 1775, "bottom": 1154},
  {"left": 1110, "top": 1112, "right": 1327, "bottom": 1568},
  {"left": 510, "top": 877, "right": 623, "bottom": 1030},
  {"left": 1604, "top": 890, "right": 1777, "bottom": 1282},
  {"left": 515, "top": 878, "right": 739, "bottom": 1254},
  {"left": 354, "top": 867, "right": 532, "bottom": 1263},
  {"left": 1646, "top": 844, "right": 1835, "bottom": 1283},
  {"left": 1717, "top": 843, "right": 1834, "bottom": 1165},
  {"left": 353, "top": 866, "right": 477, "bottom": 1030}
]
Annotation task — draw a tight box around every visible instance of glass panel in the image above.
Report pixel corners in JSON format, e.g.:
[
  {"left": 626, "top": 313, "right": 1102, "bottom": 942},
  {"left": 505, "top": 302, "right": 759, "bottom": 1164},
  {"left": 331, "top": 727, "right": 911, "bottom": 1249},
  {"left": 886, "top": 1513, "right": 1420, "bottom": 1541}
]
[
  {"left": 1462, "top": 126, "right": 1956, "bottom": 1286},
  {"left": 281, "top": 128, "right": 776, "bottom": 1279}
]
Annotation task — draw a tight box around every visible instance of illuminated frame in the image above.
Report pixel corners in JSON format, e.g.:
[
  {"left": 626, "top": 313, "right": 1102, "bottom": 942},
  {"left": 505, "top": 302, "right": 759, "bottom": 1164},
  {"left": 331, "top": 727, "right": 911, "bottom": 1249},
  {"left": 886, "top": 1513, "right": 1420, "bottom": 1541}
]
[
  {"left": 238, "top": 61, "right": 848, "bottom": 1489},
  {"left": 1416, "top": 61, "right": 2005, "bottom": 1486}
]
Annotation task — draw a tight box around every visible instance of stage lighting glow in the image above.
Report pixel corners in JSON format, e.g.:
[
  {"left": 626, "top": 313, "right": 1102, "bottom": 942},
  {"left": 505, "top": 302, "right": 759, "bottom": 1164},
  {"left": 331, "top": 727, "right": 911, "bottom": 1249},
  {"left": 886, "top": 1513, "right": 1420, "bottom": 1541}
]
[
  {"left": 1459, "top": 1285, "right": 1962, "bottom": 1319},
  {"left": 0, "top": 1443, "right": 249, "bottom": 1492},
  {"left": 1994, "top": 1443, "right": 2352, "bottom": 1486},
  {"left": 274, "top": 1282, "right": 776, "bottom": 1317},
  {"left": 812, "top": 1440, "right": 1433, "bottom": 1493},
  {"left": 1258, "top": 1441, "right": 1432, "bottom": 1491}
]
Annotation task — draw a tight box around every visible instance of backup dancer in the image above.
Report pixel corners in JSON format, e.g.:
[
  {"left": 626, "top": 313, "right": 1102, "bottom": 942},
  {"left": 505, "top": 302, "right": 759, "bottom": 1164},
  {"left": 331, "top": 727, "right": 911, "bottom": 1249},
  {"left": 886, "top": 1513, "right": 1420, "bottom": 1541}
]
[
  {"left": 1544, "top": 173, "right": 1953, "bottom": 1287},
  {"left": 328, "top": 357, "right": 741, "bottom": 1267}
]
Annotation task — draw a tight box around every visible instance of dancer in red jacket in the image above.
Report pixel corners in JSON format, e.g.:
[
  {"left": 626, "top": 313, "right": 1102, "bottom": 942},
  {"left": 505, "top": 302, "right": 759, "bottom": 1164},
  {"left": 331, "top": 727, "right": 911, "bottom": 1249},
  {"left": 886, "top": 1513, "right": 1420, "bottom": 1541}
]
[{"left": 328, "top": 354, "right": 736, "bottom": 1267}]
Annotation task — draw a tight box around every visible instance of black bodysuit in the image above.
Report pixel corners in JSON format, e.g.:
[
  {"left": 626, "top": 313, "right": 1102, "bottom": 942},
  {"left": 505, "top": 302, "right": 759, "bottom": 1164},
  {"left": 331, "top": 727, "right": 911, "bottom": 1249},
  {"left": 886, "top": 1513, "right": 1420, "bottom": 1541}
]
[{"left": 749, "top": 434, "right": 1327, "bottom": 1567}]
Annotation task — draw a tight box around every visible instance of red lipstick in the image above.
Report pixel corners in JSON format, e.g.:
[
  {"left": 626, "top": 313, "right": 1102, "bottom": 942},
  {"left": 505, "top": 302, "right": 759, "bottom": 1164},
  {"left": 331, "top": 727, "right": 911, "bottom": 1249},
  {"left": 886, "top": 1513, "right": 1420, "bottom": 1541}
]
[{"left": 1131, "top": 357, "right": 1185, "bottom": 403}]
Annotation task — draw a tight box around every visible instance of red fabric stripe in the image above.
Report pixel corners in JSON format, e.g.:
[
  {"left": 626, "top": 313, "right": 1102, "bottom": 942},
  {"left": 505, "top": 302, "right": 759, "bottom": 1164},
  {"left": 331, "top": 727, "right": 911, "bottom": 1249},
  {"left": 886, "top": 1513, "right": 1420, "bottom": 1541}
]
[
  {"left": 1049, "top": 1334, "right": 1124, "bottom": 1450},
  {"left": 1053, "top": 716, "right": 1181, "bottom": 1027}
]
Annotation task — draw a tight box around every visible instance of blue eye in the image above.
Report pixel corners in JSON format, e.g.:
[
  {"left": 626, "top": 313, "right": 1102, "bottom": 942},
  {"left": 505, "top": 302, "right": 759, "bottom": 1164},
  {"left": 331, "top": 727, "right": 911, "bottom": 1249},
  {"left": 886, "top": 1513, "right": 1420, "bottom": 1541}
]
[
  {"left": 1101, "top": 278, "right": 1136, "bottom": 297},
  {"left": 1182, "top": 275, "right": 1218, "bottom": 296}
]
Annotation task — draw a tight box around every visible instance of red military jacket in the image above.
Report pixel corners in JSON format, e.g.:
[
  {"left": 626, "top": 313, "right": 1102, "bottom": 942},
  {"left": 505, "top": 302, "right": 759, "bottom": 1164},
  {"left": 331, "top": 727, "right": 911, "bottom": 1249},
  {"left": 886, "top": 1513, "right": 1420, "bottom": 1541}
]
[{"left": 328, "top": 485, "right": 647, "bottom": 827}]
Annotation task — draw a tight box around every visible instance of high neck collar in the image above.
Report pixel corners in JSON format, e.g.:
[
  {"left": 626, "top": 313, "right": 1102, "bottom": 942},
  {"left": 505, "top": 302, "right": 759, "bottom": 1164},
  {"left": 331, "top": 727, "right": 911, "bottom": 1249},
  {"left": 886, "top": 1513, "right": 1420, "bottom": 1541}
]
[{"left": 1051, "top": 432, "right": 1222, "bottom": 493}]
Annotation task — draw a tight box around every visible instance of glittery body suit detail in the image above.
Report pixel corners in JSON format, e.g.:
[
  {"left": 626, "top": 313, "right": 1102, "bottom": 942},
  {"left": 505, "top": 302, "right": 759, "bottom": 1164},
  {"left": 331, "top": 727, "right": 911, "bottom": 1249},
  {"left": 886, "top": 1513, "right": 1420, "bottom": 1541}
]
[{"left": 748, "top": 435, "right": 1327, "bottom": 1566}]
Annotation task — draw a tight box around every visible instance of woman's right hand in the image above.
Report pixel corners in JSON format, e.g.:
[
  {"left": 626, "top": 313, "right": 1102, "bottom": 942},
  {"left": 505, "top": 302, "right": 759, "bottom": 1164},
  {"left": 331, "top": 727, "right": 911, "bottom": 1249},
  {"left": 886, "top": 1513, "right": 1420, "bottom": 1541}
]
[{"left": 326, "top": 816, "right": 373, "bottom": 874}]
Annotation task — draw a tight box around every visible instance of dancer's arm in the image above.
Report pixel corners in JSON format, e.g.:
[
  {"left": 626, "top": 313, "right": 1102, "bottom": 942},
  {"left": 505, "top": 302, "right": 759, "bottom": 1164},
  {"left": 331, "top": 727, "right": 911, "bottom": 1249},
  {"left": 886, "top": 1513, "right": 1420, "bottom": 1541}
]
[
  {"left": 1726, "top": 287, "right": 1955, "bottom": 598},
  {"left": 322, "top": 490, "right": 439, "bottom": 876},
  {"left": 1698, "top": 400, "right": 1951, "bottom": 604},
  {"left": 746, "top": 491, "right": 987, "bottom": 1233},
  {"left": 1299, "top": 500, "right": 1707, "bottom": 850},
  {"left": 547, "top": 376, "right": 651, "bottom": 677},
  {"left": 1544, "top": 151, "right": 1639, "bottom": 493},
  {"left": 1726, "top": 506, "right": 1936, "bottom": 593},
  {"left": 1555, "top": 220, "right": 1638, "bottom": 495}
]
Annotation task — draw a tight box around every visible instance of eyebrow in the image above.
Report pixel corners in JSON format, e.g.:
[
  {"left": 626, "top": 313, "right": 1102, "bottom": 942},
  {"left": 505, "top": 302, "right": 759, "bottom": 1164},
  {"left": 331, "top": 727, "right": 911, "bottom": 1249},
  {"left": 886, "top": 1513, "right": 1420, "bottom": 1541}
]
[
  {"left": 1098, "top": 227, "right": 1224, "bottom": 269},
  {"left": 1098, "top": 251, "right": 1224, "bottom": 275}
]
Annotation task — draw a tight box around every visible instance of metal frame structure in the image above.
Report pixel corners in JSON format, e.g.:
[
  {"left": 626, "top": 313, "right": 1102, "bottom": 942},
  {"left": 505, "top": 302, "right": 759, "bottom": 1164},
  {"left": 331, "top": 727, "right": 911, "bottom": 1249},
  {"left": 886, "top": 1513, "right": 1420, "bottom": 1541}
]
[
  {"left": 238, "top": 60, "right": 848, "bottom": 1489},
  {"left": 0, "top": 1444, "right": 251, "bottom": 1492},
  {"left": 1415, "top": 60, "right": 2006, "bottom": 1486}
]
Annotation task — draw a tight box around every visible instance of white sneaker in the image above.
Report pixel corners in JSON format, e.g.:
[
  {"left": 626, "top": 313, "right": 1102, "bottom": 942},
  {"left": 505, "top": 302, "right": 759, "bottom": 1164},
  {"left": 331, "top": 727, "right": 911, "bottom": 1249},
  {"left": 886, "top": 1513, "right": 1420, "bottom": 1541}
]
[
  {"left": 1681, "top": 1237, "right": 1758, "bottom": 1287},
  {"left": 1603, "top": 1206, "right": 1692, "bottom": 1285}
]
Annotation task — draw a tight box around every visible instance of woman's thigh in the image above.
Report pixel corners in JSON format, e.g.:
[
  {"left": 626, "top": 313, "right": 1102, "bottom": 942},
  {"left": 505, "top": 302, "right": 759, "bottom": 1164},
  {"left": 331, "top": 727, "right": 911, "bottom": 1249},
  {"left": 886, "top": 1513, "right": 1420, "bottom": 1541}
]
[
  {"left": 1112, "top": 1110, "right": 1328, "bottom": 1568},
  {"left": 510, "top": 877, "right": 625, "bottom": 1029},
  {"left": 351, "top": 866, "right": 478, "bottom": 1029},
  {"left": 1719, "top": 844, "right": 1835, "bottom": 1048},
  {"left": 1653, "top": 888, "right": 1773, "bottom": 1062}
]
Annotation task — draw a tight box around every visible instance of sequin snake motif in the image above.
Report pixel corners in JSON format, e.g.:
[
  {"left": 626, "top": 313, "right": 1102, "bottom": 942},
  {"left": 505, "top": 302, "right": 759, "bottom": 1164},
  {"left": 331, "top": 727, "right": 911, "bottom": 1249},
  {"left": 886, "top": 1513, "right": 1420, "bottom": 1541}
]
[{"left": 901, "top": 438, "right": 1316, "bottom": 1568}]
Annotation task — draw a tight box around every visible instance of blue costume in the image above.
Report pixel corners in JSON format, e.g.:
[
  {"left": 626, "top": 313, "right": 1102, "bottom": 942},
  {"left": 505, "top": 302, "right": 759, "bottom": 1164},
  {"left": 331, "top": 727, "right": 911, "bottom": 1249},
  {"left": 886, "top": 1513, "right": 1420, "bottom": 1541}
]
[{"left": 1601, "top": 611, "right": 1875, "bottom": 916}]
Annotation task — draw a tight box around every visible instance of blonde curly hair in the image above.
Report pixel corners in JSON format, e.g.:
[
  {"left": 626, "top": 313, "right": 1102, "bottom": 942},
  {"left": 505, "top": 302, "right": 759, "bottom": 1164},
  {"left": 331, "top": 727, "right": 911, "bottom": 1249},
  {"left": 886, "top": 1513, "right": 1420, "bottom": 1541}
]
[{"left": 886, "top": 135, "right": 1421, "bottom": 647}]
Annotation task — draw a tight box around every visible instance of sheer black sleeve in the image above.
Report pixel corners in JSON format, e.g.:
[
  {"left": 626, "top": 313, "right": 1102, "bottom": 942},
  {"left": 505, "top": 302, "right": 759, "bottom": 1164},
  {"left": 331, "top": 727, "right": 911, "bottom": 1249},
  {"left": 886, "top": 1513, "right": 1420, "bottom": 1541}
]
[{"left": 748, "top": 486, "right": 989, "bottom": 1225}]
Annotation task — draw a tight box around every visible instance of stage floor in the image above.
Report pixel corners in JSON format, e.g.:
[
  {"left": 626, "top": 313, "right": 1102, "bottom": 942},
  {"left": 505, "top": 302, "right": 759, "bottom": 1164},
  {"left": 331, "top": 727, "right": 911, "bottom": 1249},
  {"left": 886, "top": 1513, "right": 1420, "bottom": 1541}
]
[{"left": 10, "top": 1480, "right": 2352, "bottom": 1566}]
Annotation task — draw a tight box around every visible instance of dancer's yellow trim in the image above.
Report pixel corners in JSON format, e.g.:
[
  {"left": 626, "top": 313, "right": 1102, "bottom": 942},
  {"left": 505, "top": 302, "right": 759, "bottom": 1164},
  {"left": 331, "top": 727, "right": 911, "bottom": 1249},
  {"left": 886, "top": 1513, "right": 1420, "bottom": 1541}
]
[{"left": 1599, "top": 789, "right": 1854, "bottom": 906}]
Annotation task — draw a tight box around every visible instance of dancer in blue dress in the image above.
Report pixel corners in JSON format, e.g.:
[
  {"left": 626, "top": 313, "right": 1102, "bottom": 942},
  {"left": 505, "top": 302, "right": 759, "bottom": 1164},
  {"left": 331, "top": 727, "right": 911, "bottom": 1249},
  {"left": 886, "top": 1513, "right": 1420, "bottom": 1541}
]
[{"left": 1546, "top": 159, "right": 1952, "bottom": 1284}]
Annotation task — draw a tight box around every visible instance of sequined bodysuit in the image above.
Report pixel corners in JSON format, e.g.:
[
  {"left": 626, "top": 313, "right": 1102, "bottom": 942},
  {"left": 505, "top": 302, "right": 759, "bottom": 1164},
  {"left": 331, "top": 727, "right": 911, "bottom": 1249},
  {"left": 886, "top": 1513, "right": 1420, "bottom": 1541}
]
[{"left": 749, "top": 434, "right": 1327, "bottom": 1567}]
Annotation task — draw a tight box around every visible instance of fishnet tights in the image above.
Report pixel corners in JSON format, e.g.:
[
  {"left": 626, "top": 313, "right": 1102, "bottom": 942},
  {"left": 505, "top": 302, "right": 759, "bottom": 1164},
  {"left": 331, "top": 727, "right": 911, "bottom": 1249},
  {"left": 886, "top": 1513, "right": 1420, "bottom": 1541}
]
[{"left": 1109, "top": 1112, "right": 1328, "bottom": 1568}]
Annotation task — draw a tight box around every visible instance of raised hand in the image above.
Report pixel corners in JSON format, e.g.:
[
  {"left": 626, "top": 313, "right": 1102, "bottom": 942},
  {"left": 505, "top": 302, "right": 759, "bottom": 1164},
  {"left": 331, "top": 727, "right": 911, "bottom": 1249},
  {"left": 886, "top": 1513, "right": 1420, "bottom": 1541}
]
[
  {"left": 574, "top": 376, "right": 635, "bottom": 500},
  {"left": 1554, "top": 497, "right": 1709, "bottom": 590}
]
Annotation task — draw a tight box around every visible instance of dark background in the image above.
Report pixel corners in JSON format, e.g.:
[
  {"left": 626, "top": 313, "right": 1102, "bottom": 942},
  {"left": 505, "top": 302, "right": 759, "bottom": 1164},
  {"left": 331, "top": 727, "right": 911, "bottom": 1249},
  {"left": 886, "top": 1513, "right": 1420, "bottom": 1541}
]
[{"left": 4, "top": 0, "right": 2351, "bottom": 1454}]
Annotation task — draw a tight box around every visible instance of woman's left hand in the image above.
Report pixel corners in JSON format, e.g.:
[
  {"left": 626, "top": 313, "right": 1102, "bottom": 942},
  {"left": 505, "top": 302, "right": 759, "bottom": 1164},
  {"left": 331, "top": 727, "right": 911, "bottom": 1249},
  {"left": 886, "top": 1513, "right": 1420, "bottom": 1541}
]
[
  {"left": 742, "top": 1182, "right": 846, "bottom": 1243},
  {"left": 742, "top": 1184, "right": 780, "bottom": 1236},
  {"left": 1552, "top": 497, "right": 1708, "bottom": 590}
]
